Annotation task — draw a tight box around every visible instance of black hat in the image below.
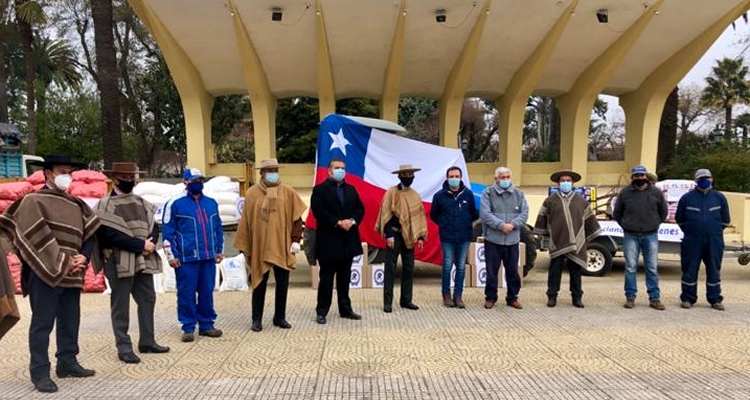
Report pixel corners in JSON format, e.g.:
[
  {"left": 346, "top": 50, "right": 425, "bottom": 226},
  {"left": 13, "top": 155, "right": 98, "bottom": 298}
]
[
  {"left": 28, "top": 155, "right": 87, "bottom": 170},
  {"left": 549, "top": 169, "right": 582, "bottom": 183}
]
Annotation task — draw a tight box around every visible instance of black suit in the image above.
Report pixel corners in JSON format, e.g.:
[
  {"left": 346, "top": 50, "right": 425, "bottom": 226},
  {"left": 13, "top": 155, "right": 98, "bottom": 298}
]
[{"left": 311, "top": 177, "right": 365, "bottom": 317}]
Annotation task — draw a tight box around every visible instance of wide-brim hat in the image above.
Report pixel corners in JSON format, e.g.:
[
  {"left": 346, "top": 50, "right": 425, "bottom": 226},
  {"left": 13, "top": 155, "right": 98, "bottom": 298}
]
[
  {"left": 391, "top": 163, "right": 421, "bottom": 174},
  {"left": 104, "top": 161, "right": 146, "bottom": 175},
  {"left": 550, "top": 169, "right": 581, "bottom": 183},
  {"left": 28, "top": 154, "right": 86, "bottom": 170},
  {"left": 255, "top": 158, "right": 282, "bottom": 170}
]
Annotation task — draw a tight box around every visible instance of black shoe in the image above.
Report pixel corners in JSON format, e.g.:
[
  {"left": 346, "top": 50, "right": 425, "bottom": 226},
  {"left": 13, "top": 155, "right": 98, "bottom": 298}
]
[
  {"left": 572, "top": 299, "right": 585, "bottom": 308},
  {"left": 56, "top": 364, "right": 96, "bottom": 378},
  {"left": 316, "top": 315, "right": 326, "bottom": 324},
  {"left": 251, "top": 320, "right": 263, "bottom": 332},
  {"left": 400, "top": 303, "right": 419, "bottom": 310},
  {"left": 138, "top": 344, "right": 170, "bottom": 354},
  {"left": 523, "top": 265, "right": 532, "bottom": 278},
  {"left": 118, "top": 352, "right": 141, "bottom": 364},
  {"left": 340, "top": 311, "right": 362, "bottom": 320},
  {"left": 199, "top": 328, "right": 223, "bottom": 338},
  {"left": 273, "top": 319, "right": 292, "bottom": 329},
  {"left": 32, "top": 377, "right": 58, "bottom": 393},
  {"left": 383, "top": 304, "right": 392, "bottom": 313},
  {"left": 547, "top": 297, "right": 557, "bottom": 307}
]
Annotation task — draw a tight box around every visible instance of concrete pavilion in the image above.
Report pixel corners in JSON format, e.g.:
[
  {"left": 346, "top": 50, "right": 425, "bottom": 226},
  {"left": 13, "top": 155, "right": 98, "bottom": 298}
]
[{"left": 128, "top": 0, "right": 750, "bottom": 186}]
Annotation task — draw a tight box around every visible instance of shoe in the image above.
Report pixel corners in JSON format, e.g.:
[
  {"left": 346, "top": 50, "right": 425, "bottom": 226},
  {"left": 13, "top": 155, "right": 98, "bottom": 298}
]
[
  {"left": 711, "top": 302, "right": 725, "bottom": 311},
  {"left": 316, "top": 315, "right": 327, "bottom": 324},
  {"left": 32, "top": 377, "right": 58, "bottom": 393},
  {"left": 251, "top": 320, "right": 263, "bottom": 332},
  {"left": 273, "top": 319, "right": 292, "bottom": 329},
  {"left": 56, "top": 364, "right": 95, "bottom": 378},
  {"left": 624, "top": 298, "right": 635, "bottom": 309},
  {"left": 181, "top": 332, "right": 195, "bottom": 342},
  {"left": 572, "top": 299, "right": 584, "bottom": 308},
  {"left": 340, "top": 312, "right": 362, "bottom": 320},
  {"left": 507, "top": 300, "right": 523, "bottom": 309},
  {"left": 199, "top": 329, "right": 223, "bottom": 338},
  {"left": 443, "top": 294, "right": 456, "bottom": 307},
  {"left": 649, "top": 300, "right": 665, "bottom": 311},
  {"left": 383, "top": 304, "right": 392, "bottom": 313},
  {"left": 680, "top": 301, "right": 693, "bottom": 309},
  {"left": 523, "top": 265, "right": 532, "bottom": 278},
  {"left": 547, "top": 297, "right": 557, "bottom": 307},
  {"left": 118, "top": 352, "right": 141, "bottom": 364},
  {"left": 400, "top": 303, "right": 419, "bottom": 310},
  {"left": 454, "top": 297, "right": 465, "bottom": 309},
  {"left": 484, "top": 300, "right": 495, "bottom": 309},
  {"left": 138, "top": 344, "right": 170, "bottom": 354}
]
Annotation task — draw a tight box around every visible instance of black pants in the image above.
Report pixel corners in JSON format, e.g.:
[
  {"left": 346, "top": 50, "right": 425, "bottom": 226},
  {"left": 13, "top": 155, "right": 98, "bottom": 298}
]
[
  {"left": 251, "top": 266, "right": 289, "bottom": 322},
  {"left": 384, "top": 235, "right": 415, "bottom": 307},
  {"left": 27, "top": 268, "right": 81, "bottom": 381},
  {"left": 316, "top": 258, "right": 354, "bottom": 317},
  {"left": 547, "top": 256, "right": 583, "bottom": 300},
  {"left": 484, "top": 241, "right": 521, "bottom": 303},
  {"left": 103, "top": 263, "right": 156, "bottom": 354}
]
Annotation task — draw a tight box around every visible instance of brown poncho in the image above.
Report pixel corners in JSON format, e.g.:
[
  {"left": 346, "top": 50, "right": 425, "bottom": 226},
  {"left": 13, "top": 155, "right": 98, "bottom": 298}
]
[
  {"left": 533, "top": 191, "right": 601, "bottom": 267},
  {"left": 0, "top": 189, "right": 101, "bottom": 291},
  {"left": 234, "top": 181, "right": 306, "bottom": 289},
  {"left": 376, "top": 186, "right": 428, "bottom": 249},
  {"left": 94, "top": 193, "right": 162, "bottom": 278},
  {"left": 0, "top": 238, "right": 20, "bottom": 340}
]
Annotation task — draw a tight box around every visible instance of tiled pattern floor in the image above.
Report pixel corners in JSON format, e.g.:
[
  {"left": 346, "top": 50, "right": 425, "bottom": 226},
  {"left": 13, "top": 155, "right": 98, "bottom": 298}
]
[{"left": 2, "top": 253, "right": 750, "bottom": 399}]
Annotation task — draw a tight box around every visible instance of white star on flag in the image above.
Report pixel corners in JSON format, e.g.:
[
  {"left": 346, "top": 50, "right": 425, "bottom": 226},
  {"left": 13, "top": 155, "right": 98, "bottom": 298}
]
[{"left": 328, "top": 129, "right": 351, "bottom": 156}]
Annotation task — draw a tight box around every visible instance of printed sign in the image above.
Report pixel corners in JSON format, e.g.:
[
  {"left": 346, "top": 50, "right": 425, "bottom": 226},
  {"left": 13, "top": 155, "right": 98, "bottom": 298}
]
[
  {"left": 598, "top": 220, "right": 683, "bottom": 243},
  {"left": 371, "top": 263, "right": 385, "bottom": 288},
  {"left": 349, "top": 264, "right": 362, "bottom": 289}
]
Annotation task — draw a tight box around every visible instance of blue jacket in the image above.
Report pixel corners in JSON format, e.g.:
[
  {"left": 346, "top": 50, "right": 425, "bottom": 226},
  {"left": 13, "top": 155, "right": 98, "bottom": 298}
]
[
  {"left": 675, "top": 188, "right": 730, "bottom": 237},
  {"left": 480, "top": 183, "right": 529, "bottom": 246},
  {"left": 430, "top": 181, "right": 476, "bottom": 244},
  {"left": 162, "top": 193, "right": 224, "bottom": 263}
]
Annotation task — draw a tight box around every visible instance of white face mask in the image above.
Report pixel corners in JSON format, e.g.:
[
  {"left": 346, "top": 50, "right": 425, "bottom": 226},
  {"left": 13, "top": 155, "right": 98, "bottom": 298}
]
[{"left": 53, "top": 173, "right": 73, "bottom": 191}]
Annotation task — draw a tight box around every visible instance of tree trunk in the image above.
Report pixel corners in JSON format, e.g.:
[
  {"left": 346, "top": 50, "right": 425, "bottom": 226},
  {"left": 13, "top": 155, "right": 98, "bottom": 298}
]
[
  {"left": 657, "top": 87, "right": 678, "bottom": 177},
  {"left": 725, "top": 105, "right": 732, "bottom": 138},
  {"left": 16, "top": 0, "right": 36, "bottom": 153},
  {"left": 0, "top": 38, "right": 8, "bottom": 123},
  {"left": 92, "top": 0, "right": 122, "bottom": 169}
]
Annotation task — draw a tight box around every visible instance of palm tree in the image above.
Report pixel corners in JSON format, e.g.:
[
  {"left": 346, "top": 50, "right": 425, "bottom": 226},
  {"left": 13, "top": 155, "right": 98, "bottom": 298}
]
[
  {"left": 33, "top": 36, "right": 82, "bottom": 113},
  {"left": 13, "top": 0, "right": 45, "bottom": 154},
  {"left": 701, "top": 57, "right": 750, "bottom": 139}
]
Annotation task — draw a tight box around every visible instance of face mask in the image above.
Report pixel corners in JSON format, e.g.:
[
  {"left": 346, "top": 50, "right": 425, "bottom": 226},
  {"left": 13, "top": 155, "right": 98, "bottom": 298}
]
[
  {"left": 332, "top": 169, "right": 346, "bottom": 181},
  {"left": 53, "top": 173, "right": 72, "bottom": 191},
  {"left": 559, "top": 181, "right": 573, "bottom": 193},
  {"left": 447, "top": 178, "right": 461, "bottom": 188},
  {"left": 498, "top": 179, "right": 512, "bottom": 190},
  {"left": 696, "top": 179, "right": 712, "bottom": 190},
  {"left": 116, "top": 180, "right": 135, "bottom": 194},
  {"left": 399, "top": 176, "right": 414, "bottom": 187},
  {"left": 632, "top": 179, "right": 649, "bottom": 187},
  {"left": 265, "top": 172, "right": 280, "bottom": 184},
  {"left": 186, "top": 181, "right": 203, "bottom": 195}
]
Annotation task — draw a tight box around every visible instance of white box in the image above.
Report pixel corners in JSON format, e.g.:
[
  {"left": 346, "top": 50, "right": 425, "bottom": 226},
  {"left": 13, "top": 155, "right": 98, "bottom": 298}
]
[
  {"left": 370, "top": 263, "right": 385, "bottom": 289},
  {"left": 349, "top": 264, "right": 363, "bottom": 289},
  {"left": 450, "top": 263, "right": 472, "bottom": 288}
]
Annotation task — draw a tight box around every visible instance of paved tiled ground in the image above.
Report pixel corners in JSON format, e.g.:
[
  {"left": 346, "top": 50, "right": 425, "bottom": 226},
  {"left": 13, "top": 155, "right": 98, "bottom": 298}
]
[{"left": 2, "top": 252, "right": 750, "bottom": 399}]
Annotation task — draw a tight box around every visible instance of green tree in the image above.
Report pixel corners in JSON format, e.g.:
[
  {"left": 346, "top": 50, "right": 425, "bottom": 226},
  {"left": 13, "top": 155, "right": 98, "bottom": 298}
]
[
  {"left": 657, "top": 87, "right": 678, "bottom": 177},
  {"left": 276, "top": 97, "right": 319, "bottom": 163},
  {"left": 211, "top": 94, "right": 251, "bottom": 163},
  {"left": 701, "top": 57, "right": 750, "bottom": 139},
  {"left": 14, "top": 0, "right": 45, "bottom": 154},
  {"left": 92, "top": 0, "right": 122, "bottom": 168},
  {"left": 36, "top": 87, "right": 101, "bottom": 163},
  {"left": 523, "top": 95, "right": 560, "bottom": 162}
]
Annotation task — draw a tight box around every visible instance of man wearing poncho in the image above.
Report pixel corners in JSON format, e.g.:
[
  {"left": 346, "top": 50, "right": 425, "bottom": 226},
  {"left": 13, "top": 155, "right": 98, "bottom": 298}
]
[
  {"left": 235, "top": 158, "right": 306, "bottom": 332},
  {"left": 533, "top": 169, "right": 601, "bottom": 309},
  {"left": 0, "top": 155, "right": 100, "bottom": 393}
]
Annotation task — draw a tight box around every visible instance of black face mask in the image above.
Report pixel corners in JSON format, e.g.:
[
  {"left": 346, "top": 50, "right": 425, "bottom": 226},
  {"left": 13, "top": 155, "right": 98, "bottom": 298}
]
[
  {"left": 632, "top": 179, "right": 649, "bottom": 187},
  {"left": 116, "top": 180, "right": 135, "bottom": 194},
  {"left": 399, "top": 176, "right": 414, "bottom": 187}
]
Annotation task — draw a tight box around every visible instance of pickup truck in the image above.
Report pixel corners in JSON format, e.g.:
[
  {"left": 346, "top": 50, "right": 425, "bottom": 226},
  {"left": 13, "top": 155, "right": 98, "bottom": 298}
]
[{"left": 0, "top": 153, "right": 44, "bottom": 179}]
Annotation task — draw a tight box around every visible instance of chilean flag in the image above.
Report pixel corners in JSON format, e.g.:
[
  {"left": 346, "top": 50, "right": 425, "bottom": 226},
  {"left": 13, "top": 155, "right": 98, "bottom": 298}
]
[{"left": 306, "top": 114, "right": 471, "bottom": 266}]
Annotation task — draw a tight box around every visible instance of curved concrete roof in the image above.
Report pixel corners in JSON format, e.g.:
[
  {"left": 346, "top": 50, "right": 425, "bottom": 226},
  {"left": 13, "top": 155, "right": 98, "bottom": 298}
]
[{"left": 136, "top": 0, "right": 748, "bottom": 100}]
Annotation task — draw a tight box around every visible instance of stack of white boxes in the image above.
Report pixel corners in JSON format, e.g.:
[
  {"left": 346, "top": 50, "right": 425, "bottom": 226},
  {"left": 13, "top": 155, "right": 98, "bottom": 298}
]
[{"left": 469, "top": 239, "right": 525, "bottom": 288}]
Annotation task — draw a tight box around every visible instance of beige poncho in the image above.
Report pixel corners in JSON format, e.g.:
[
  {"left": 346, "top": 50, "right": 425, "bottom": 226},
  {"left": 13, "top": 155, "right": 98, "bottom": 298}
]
[
  {"left": 376, "top": 186, "right": 428, "bottom": 249},
  {"left": 234, "top": 181, "right": 306, "bottom": 289},
  {"left": 0, "top": 238, "right": 19, "bottom": 340}
]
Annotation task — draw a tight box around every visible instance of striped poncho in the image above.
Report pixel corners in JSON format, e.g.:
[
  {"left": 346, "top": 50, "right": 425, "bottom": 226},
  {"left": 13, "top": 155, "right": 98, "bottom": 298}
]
[{"left": 533, "top": 191, "right": 601, "bottom": 267}]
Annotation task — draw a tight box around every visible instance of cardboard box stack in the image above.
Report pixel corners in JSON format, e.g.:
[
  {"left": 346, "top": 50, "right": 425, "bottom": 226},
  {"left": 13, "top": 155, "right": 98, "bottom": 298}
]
[
  {"left": 468, "top": 238, "right": 525, "bottom": 288},
  {"left": 311, "top": 243, "right": 369, "bottom": 289}
]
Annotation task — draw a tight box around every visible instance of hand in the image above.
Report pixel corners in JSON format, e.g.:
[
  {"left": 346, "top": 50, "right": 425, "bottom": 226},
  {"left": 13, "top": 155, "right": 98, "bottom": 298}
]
[
  {"left": 290, "top": 242, "right": 301, "bottom": 254},
  {"left": 417, "top": 239, "right": 424, "bottom": 252},
  {"left": 338, "top": 219, "right": 352, "bottom": 231},
  {"left": 386, "top": 237, "right": 395, "bottom": 249},
  {"left": 215, "top": 253, "right": 224, "bottom": 263},
  {"left": 169, "top": 259, "right": 181, "bottom": 268},
  {"left": 143, "top": 237, "right": 156, "bottom": 253},
  {"left": 68, "top": 254, "right": 87, "bottom": 275},
  {"left": 501, "top": 223, "right": 514, "bottom": 234}
]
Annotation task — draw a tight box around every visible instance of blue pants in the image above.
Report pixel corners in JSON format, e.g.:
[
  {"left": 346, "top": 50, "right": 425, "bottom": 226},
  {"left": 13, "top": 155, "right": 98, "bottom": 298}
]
[
  {"left": 441, "top": 241, "right": 469, "bottom": 299},
  {"left": 680, "top": 234, "right": 724, "bottom": 305},
  {"left": 175, "top": 260, "right": 217, "bottom": 333},
  {"left": 484, "top": 241, "right": 520, "bottom": 304},
  {"left": 623, "top": 233, "right": 661, "bottom": 301}
]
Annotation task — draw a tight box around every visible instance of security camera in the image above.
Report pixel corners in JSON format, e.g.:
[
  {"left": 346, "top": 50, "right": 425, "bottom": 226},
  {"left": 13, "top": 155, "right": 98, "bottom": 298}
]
[
  {"left": 596, "top": 9, "right": 608, "bottom": 23},
  {"left": 271, "top": 7, "right": 283, "bottom": 21},
  {"left": 435, "top": 9, "right": 447, "bottom": 23}
]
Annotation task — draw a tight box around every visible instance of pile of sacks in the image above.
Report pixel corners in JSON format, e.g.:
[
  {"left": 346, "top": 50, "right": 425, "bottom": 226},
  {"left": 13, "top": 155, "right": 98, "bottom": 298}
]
[
  {"left": 138, "top": 250, "right": 248, "bottom": 294},
  {"left": 0, "top": 181, "right": 33, "bottom": 213}
]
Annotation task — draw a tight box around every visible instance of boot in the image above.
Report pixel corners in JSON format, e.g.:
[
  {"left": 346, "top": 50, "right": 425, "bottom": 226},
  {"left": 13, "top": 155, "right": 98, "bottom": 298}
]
[
  {"left": 443, "top": 294, "right": 455, "bottom": 307},
  {"left": 454, "top": 297, "right": 465, "bottom": 309}
]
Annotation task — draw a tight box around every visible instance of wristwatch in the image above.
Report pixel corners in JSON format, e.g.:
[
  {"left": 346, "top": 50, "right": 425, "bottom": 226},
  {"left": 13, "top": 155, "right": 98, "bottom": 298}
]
[{"left": 350, "top": 219, "right": 356, "bottom": 225}]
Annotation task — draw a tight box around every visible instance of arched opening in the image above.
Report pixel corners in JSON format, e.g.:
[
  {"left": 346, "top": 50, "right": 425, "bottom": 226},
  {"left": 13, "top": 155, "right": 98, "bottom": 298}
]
[
  {"left": 588, "top": 95, "right": 625, "bottom": 161},
  {"left": 523, "top": 95, "right": 560, "bottom": 162}
]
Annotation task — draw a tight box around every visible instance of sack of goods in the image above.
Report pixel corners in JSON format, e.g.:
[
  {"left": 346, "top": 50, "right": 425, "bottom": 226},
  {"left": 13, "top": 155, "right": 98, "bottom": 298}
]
[
  {"left": 0, "top": 181, "right": 33, "bottom": 213},
  {"left": 156, "top": 249, "right": 177, "bottom": 292},
  {"left": 203, "top": 176, "right": 240, "bottom": 226},
  {"left": 218, "top": 253, "right": 249, "bottom": 292}
]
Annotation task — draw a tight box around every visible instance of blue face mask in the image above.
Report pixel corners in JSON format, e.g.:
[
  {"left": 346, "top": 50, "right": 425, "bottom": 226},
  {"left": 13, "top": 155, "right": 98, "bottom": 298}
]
[
  {"left": 696, "top": 179, "right": 712, "bottom": 190},
  {"left": 186, "top": 181, "right": 203, "bottom": 195},
  {"left": 559, "top": 181, "right": 573, "bottom": 193},
  {"left": 265, "top": 172, "right": 280, "bottom": 184},
  {"left": 447, "top": 178, "right": 461, "bottom": 188},
  {"left": 332, "top": 168, "right": 346, "bottom": 181},
  {"left": 498, "top": 179, "right": 512, "bottom": 189}
]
